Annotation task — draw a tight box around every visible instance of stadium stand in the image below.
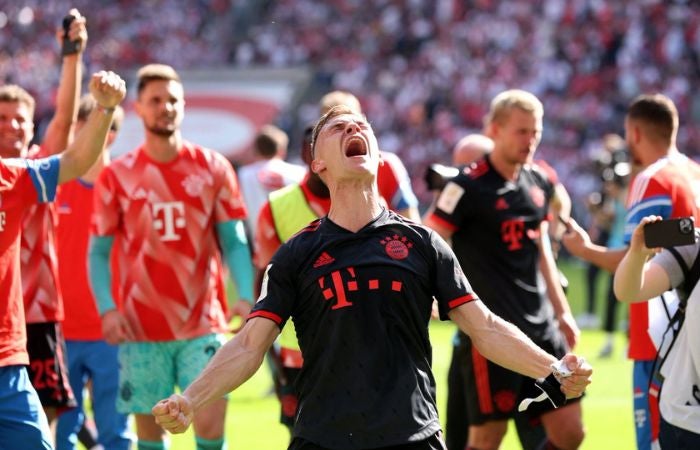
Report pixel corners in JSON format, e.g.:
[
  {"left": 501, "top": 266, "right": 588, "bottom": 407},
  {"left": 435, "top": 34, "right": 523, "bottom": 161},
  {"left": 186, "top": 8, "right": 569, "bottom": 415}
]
[{"left": 3, "top": 0, "right": 699, "bottom": 209}]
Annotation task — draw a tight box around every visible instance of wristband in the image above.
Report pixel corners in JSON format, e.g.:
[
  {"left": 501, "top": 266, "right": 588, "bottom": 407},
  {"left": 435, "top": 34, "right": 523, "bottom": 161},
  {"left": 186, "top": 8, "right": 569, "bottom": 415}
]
[
  {"left": 517, "top": 373, "right": 567, "bottom": 412},
  {"left": 96, "top": 104, "right": 115, "bottom": 115}
]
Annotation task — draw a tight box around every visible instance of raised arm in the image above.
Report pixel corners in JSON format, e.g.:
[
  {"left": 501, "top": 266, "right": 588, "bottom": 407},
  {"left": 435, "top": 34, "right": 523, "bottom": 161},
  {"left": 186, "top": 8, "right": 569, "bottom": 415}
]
[
  {"left": 57, "top": 71, "right": 125, "bottom": 184},
  {"left": 152, "top": 317, "right": 280, "bottom": 433},
  {"left": 42, "top": 9, "right": 87, "bottom": 155},
  {"left": 613, "top": 216, "right": 671, "bottom": 303}
]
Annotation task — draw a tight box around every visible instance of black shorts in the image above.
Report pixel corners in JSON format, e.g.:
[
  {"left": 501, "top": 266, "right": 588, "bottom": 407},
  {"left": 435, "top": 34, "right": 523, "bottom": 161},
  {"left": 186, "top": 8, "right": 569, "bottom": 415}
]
[
  {"left": 446, "top": 332, "right": 547, "bottom": 450},
  {"left": 456, "top": 331, "right": 579, "bottom": 424},
  {"left": 26, "top": 322, "right": 76, "bottom": 411},
  {"left": 288, "top": 431, "right": 446, "bottom": 450}
]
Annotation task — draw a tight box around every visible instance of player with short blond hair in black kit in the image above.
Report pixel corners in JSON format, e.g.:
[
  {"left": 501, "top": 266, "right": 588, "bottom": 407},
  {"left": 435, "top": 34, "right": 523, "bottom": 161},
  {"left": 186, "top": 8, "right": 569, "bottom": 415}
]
[
  {"left": 426, "top": 90, "right": 583, "bottom": 450},
  {"left": 152, "top": 105, "right": 592, "bottom": 450}
]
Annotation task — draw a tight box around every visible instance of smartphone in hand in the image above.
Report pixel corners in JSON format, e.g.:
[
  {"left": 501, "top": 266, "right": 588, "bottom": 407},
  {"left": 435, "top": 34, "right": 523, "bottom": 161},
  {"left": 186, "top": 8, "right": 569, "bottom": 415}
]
[
  {"left": 643, "top": 217, "right": 697, "bottom": 248},
  {"left": 61, "top": 14, "right": 80, "bottom": 55}
]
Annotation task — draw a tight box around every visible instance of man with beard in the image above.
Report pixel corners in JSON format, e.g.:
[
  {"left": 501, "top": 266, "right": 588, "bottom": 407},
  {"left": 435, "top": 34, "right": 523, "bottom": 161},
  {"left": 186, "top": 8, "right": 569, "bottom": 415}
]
[
  {"left": 1, "top": 9, "right": 87, "bottom": 429},
  {"left": 88, "top": 64, "right": 254, "bottom": 450},
  {"left": 563, "top": 93, "right": 700, "bottom": 450}
]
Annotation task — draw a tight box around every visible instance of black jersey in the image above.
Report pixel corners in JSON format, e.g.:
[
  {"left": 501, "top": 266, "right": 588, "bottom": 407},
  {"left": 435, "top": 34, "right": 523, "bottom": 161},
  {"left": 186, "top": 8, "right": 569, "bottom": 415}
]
[
  {"left": 429, "top": 156, "right": 556, "bottom": 342},
  {"left": 250, "top": 209, "right": 477, "bottom": 449}
]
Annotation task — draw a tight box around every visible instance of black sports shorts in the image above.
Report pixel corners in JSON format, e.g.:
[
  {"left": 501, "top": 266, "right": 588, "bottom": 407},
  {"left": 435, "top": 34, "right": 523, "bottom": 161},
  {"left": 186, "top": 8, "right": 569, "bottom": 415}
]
[{"left": 26, "top": 321, "right": 76, "bottom": 411}]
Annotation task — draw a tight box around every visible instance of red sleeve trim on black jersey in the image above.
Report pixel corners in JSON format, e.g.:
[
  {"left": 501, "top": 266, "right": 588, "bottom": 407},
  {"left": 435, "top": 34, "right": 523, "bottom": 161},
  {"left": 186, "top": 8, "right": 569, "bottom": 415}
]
[
  {"left": 448, "top": 293, "right": 478, "bottom": 309},
  {"left": 247, "top": 310, "right": 283, "bottom": 326},
  {"left": 427, "top": 213, "right": 459, "bottom": 232}
]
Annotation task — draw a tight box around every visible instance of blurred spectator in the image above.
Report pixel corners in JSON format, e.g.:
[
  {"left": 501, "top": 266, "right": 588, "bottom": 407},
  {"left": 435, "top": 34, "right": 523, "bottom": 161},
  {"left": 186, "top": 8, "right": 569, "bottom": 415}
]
[
  {"left": 578, "top": 135, "right": 629, "bottom": 329},
  {"left": 237, "top": 124, "right": 306, "bottom": 237},
  {"left": 452, "top": 133, "right": 493, "bottom": 166},
  {"left": 5, "top": 0, "right": 700, "bottom": 219}
]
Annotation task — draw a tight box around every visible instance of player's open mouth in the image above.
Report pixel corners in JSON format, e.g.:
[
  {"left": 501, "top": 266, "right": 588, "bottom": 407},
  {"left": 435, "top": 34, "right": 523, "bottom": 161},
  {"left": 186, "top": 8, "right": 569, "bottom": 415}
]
[{"left": 344, "top": 137, "right": 367, "bottom": 157}]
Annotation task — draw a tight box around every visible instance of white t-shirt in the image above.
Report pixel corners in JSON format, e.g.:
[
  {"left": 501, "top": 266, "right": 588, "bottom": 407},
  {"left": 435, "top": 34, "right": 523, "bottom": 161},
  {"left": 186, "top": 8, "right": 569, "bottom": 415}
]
[
  {"left": 237, "top": 158, "right": 306, "bottom": 235},
  {"left": 653, "top": 243, "right": 700, "bottom": 433}
]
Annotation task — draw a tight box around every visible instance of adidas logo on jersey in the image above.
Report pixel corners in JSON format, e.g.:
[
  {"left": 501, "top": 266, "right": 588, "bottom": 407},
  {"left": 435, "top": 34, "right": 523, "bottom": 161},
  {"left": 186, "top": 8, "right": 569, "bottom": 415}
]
[
  {"left": 495, "top": 198, "right": 509, "bottom": 210},
  {"left": 313, "top": 252, "right": 335, "bottom": 268}
]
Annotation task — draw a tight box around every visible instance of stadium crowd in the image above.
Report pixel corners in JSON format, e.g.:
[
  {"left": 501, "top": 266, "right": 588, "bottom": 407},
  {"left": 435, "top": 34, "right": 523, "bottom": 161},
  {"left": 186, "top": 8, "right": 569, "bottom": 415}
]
[
  {"left": 3, "top": 0, "right": 700, "bottom": 209},
  {"left": 2, "top": 1, "right": 699, "bottom": 449}
]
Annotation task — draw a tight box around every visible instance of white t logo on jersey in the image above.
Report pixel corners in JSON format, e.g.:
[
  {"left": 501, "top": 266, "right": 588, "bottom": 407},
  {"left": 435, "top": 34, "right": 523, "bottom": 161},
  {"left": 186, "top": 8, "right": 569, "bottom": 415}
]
[{"left": 152, "top": 201, "right": 185, "bottom": 241}]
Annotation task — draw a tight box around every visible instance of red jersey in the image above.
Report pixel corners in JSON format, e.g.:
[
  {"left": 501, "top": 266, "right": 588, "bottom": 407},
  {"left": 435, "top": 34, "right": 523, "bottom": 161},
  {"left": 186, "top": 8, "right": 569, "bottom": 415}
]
[
  {"left": 0, "top": 156, "right": 60, "bottom": 366},
  {"left": 22, "top": 145, "right": 62, "bottom": 323},
  {"left": 624, "top": 153, "right": 700, "bottom": 360},
  {"left": 91, "top": 143, "right": 247, "bottom": 341},
  {"left": 56, "top": 179, "right": 119, "bottom": 340}
]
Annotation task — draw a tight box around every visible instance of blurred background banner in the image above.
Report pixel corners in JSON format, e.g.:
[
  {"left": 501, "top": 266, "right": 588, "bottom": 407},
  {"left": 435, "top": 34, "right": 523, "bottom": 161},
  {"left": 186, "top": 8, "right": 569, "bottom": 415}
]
[{"left": 110, "top": 67, "right": 312, "bottom": 161}]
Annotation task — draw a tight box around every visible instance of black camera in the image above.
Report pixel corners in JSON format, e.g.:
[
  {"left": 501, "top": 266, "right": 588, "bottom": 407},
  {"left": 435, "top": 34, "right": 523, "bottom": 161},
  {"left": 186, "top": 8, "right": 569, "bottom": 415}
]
[{"left": 424, "top": 163, "right": 460, "bottom": 191}]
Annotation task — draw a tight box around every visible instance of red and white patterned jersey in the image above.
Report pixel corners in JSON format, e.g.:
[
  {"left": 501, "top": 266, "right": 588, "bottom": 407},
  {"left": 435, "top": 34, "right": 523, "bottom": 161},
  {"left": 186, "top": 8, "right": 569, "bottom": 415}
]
[
  {"left": 91, "top": 142, "right": 247, "bottom": 341},
  {"left": 22, "top": 144, "right": 62, "bottom": 323},
  {"left": 0, "top": 155, "right": 60, "bottom": 366}
]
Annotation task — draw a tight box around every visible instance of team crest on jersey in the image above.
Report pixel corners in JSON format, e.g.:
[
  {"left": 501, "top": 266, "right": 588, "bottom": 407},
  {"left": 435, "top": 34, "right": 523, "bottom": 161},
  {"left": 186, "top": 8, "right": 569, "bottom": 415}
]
[
  {"left": 380, "top": 234, "right": 413, "bottom": 260},
  {"left": 494, "top": 389, "right": 517, "bottom": 412},
  {"left": 57, "top": 203, "right": 71, "bottom": 215},
  {"left": 182, "top": 174, "right": 210, "bottom": 197},
  {"left": 133, "top": 188, "right": 148, "bottom": 200},
  {"left": 529, "top": 185, "right": 545, "bottom": 208}
]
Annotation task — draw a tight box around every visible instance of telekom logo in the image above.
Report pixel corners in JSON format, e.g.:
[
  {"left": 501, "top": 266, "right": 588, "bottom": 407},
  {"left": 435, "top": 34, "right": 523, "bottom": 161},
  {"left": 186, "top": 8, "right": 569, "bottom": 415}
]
[
  {"left": 501, "top": 218, "right": 525, "bottom": 251},
  {"left": 317, "top": 266, "right": 403, "bottom": 310},
  {"left": 152, "top": 201, "right": 185, "bottom": 241}
]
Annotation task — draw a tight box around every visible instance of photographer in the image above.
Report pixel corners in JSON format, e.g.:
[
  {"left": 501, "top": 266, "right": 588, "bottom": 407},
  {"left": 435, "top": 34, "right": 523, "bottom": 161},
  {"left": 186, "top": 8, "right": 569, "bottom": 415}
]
[
  {"left": 562, "top": 94, "right": 700, "bottom": 450},
  {"left": 614, "top": 215, "right": 700, "bottom": 449},
  {"left": 578, "top": 134, "right": 629, "bottom": 331}
]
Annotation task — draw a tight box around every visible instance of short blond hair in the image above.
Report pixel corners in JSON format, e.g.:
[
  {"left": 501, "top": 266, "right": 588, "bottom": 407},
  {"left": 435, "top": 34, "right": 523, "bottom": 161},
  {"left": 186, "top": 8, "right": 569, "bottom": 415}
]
[
  {"left": 319, "top": 90, "right": 362, "bottom": 115},
  {"left": 484, "top": 89, "right": 543, "bottom": 126}
]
